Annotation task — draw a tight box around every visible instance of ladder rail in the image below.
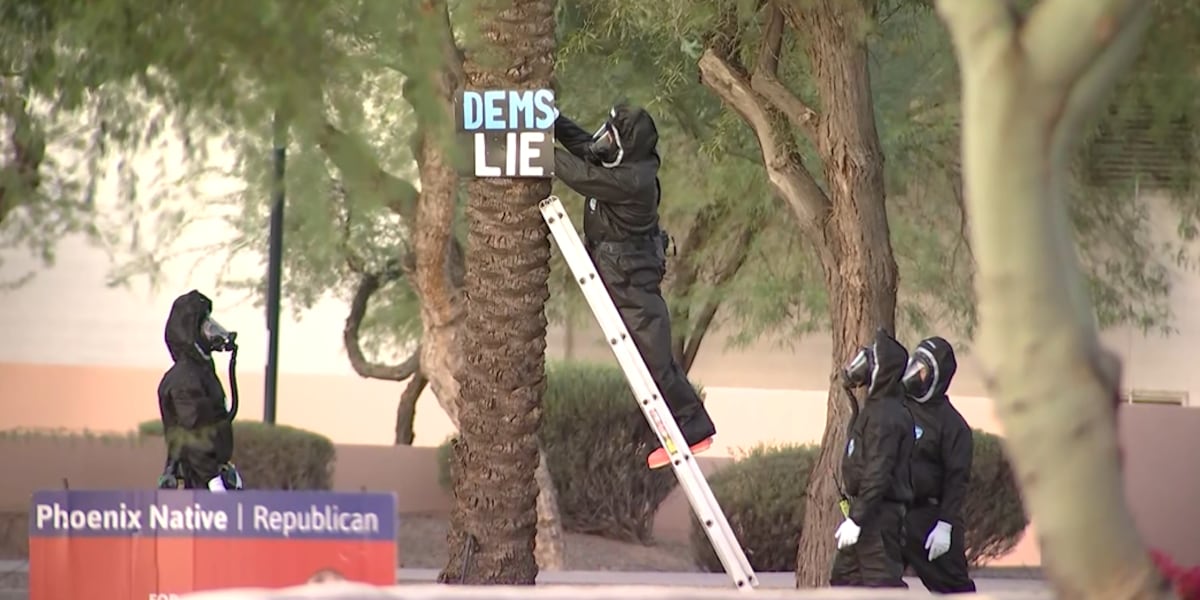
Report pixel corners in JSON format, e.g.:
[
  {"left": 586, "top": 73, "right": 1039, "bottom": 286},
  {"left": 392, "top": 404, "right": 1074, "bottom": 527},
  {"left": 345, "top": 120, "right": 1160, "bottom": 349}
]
[
  {"left": 539, "top": 196, "right": 758, "bottom": 591},
  {"left": 542, "top": 198, "right": 756, "bottom": 583}
]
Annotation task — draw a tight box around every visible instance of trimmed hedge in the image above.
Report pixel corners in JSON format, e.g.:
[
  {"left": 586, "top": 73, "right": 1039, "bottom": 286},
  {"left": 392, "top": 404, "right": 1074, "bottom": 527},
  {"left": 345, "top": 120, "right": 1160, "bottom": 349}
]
[
  {"left": 691, "top": 431, "right": 1028, "bottom": 572},
  {"left": 438, "top": 360, "right": 689, "bottom": 544},
  {"left": 138, "top": 419, "right": 336, "bottom": 490}
]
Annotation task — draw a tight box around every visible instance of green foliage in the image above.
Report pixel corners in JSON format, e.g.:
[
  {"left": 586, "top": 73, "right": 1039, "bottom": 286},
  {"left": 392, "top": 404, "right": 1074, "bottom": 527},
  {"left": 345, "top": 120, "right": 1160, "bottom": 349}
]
[
  {"left": 559, "top": 0, "right": 1200, "bottom": 351},
  {"left": 691, "top": 432, "right": 1027, "bottom": 572},
  {"left": 9, "top": 0, "right": 1198, "bottom": 368},
  {"left": 138, "top": 419, "right": 336, "bottom": 490},
  {"left": 0, "top": 427, "right": 141, "bottom": 444},
  {"left": 961, "top": 430, "right": 1029, "bottom": 566},
  {"left": 690, "top": 444, "right": 817, "bottom": 572},
  {"left": 437, "top": 360, "right": 682, "bottom": 543}
]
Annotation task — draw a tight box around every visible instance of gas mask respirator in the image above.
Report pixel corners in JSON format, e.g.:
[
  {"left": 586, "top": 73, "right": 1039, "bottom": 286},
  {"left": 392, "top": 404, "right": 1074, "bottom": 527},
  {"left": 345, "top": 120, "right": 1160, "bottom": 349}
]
[
  {"left": 197, "top": 313, "right": 241, "bottom": 422},
  {"left": 901, "top": 350, "right": 937, "bottom": 402},
  {"left": 199, "top": 316, "right": 238, "bottom": 354},
  {"left": 588, "top": 109, "right": 624, "bottom": 168},
  {"left": 840, "top": 345, "right": 876, "bottom": 390}
]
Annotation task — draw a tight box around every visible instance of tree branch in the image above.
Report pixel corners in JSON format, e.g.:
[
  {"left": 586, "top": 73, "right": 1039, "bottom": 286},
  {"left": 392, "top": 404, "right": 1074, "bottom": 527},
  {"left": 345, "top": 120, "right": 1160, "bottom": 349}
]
[
  {"left": 936, "top": 0, "right": 1161, "bottom": 595},
  {"left": 667, "top": 205, "right": 720, "bottom": 364},
  {"left": 395, "top": 367, "right": 428, "bottom": 445},
  {"left": 316, "top": 120, "right": 418, "bottom": 221},
  {"left": 1021, "top": 0, "right": 1147, "bottom": 91},
  {"left": 343, "top": 269, "right": 421, "bottom": 381},
  {"left": 749, "top": 3, "right": 819, "bottom": 142},
  {"left": 0, "top": 92, "right": 45, "bottom": 225},
  {"left": 1046, "top": 0, "right": 1151, "bottom": 341},
  {"left": 935, "top": 0, "right": 1018, "bottom": 65},
  {"left": 698, "top": 49, "right": 831, "bottom": 230},
  {"left": 681, "top": 214, "right": 760, "bottom": 372},
  {"left": 405, "top": 0, "right": 467, "bottom": 333}
]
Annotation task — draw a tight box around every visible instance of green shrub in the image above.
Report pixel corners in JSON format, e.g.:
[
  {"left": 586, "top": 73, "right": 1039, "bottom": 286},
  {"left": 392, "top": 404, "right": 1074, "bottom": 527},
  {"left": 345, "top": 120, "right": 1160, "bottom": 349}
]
[
  {"left": 690, "top": 444, "right": 818, "bottom": 572},
  {"left": 437, "top": 360, "right": 687, "bottom": 544},
  {"left": 691, "top": 430, "right": 1028, "bottom": 572},
  {"left": 961, "top": 431, "right": 1029, "bottom": 565},
  {"left": 138, "top": 419, "right": 336, "bottom": 490}
]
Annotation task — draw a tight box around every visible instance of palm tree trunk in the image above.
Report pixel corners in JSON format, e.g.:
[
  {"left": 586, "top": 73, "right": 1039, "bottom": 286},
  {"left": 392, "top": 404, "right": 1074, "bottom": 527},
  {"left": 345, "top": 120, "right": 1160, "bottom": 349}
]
[{"left": 439, "top": 0, "right": 557, "bottom": 585}]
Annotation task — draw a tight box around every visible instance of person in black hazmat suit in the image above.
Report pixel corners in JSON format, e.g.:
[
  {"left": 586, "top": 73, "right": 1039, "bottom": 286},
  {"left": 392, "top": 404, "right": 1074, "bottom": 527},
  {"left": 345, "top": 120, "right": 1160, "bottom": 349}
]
[
  {"left": 157, "top": 290, "right": 242, "bottom": 491},
  {"left": 899, "top": 336, "right": 977, "bottom": 593},
  {"left": 830, "top": 327, "right": 915, "bottom": 588},
  {"left": 552, "top": 103, "right": 717, "bottom": 469}
]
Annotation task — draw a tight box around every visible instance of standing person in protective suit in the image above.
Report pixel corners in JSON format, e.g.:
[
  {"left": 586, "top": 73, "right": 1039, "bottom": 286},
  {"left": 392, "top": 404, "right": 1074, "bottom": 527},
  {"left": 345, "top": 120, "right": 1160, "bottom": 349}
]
[
  {"left": 552, "top": 103, "right": 716, "bottom": 469},
  {"left": 830, "top": 327, "right": 915, "bottom": 588},
  {"left": 157, "top": 290, "right": 242, "bottom": 491},
  {"left": 900, "top": 336, "right": 977, "bottom": 593}
]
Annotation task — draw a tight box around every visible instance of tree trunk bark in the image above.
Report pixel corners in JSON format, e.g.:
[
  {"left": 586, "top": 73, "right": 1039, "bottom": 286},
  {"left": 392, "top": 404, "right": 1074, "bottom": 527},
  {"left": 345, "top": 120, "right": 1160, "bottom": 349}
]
[
  {"left": 439, "top": 0, "right": 557, "bottom": 585},
  {"left": 936, "top": 1, "right": 1171, "bottom": 598},
  {"left": 697, "top": 1, "right": 897, "bottom": 586},
  {"left": 403, "top": 0, "right": 564, "bottom": 573},
  {"left": 785, "top": 0, "right": 898, "bottom": 587}
]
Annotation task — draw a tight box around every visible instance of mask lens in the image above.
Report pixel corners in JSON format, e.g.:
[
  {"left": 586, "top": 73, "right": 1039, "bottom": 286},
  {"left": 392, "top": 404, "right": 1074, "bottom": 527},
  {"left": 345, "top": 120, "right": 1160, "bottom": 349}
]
[
  {"left": 902, "top": 356, "right": 934, "bottom": 398},
  {"left": 588, "top": 126, "right": 615, "bottom": 160},
  {"left": 201, "top": 317, "right": 235, "bottom": 352},
  {"left": 841, "top": 347, "right": 872, "bottom": 388}
]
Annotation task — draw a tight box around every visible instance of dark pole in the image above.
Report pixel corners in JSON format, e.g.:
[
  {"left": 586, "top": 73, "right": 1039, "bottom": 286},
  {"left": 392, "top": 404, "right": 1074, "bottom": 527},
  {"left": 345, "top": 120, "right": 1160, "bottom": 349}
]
[{"left": 264, "top": 110, "right": 288, "bottom": 425}]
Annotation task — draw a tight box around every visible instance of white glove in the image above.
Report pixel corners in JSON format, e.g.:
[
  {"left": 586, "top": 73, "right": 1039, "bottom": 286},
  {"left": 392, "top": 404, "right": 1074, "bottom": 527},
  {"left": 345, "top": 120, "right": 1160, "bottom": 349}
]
[
  {"left": 833, "top": 518, "right": 861, "bottom": 550},
  {"left": 925, "top": 520, "right": 953, "bottom": 561}
]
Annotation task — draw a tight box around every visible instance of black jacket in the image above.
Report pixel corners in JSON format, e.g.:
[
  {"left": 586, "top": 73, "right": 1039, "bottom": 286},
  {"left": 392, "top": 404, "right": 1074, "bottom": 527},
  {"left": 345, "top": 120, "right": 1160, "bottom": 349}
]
[
  {"left": 841, "top": 329, "right": 915, "bottom": 525},
  {"left": 157, "top": 290, "right": 233, "bottom": 481},
  {"left": 904, "top": 336, "right": 973, "bottom": 523},
  {"left": 553, "top": 105, "right": 662, "bottom": 244}
]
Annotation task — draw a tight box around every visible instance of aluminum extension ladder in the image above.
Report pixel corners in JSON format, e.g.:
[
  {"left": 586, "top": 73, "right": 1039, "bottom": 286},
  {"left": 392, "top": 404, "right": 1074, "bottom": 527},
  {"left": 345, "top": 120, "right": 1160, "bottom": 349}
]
[{"left": 539, "top": 195, "right": 759, "bottom": 591}]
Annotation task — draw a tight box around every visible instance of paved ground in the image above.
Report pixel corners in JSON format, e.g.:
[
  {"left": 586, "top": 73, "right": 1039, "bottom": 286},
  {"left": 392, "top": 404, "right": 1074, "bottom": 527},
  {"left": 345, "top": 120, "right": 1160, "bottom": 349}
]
[{"left": 0, "top": 561, "right": 1048, "bottom": 598}]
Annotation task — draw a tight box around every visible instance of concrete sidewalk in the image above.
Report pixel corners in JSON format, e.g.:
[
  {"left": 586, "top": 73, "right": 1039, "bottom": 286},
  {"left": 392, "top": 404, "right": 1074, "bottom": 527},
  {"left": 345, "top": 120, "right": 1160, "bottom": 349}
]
[{"left": 0, "top": 561, "right": 1048, "bottom": 598}]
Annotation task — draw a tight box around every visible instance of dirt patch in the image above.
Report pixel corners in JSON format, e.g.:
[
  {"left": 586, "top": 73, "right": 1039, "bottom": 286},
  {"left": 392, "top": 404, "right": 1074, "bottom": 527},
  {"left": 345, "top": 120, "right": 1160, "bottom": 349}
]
[
  {"left": 0, "top": 512, "right": 698, "bottom": 572},
  {"left": 399, "top": 515, "right": 698, "bottom": 571},
  {"left": 0, "top": 515, "right": 25, "bottom": 561}
]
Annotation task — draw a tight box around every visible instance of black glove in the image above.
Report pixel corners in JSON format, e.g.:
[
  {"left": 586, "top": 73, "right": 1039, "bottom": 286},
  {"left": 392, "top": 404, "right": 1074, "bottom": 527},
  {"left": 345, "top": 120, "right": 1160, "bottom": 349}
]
[{"left": 157, "top": 460, "right": 180, "bottom": 489}]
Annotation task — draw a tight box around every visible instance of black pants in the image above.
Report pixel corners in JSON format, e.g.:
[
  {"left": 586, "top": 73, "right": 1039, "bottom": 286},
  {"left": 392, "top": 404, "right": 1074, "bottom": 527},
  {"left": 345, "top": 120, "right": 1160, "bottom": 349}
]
[
  {"left": 589, "top": 241, "right": 715, "bottom": 445},
  {"left": 902, "top": 503, "right": 977, "bottom": 594},
  {"left": 830, "top": 500, "right": 908, "bottom": 588}
]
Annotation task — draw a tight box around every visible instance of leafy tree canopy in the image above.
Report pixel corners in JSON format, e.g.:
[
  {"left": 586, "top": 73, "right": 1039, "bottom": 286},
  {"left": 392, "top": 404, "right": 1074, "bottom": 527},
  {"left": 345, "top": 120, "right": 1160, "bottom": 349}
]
[{"left": 6, "top": 0, "right": 1198, "bottom": 363}]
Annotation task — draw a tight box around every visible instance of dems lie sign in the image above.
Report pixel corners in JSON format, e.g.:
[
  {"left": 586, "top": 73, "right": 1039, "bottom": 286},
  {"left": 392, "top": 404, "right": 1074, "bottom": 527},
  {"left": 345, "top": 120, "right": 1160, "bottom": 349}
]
[{"left": 456, "top": 88, "right": 555, "bottom": 178}]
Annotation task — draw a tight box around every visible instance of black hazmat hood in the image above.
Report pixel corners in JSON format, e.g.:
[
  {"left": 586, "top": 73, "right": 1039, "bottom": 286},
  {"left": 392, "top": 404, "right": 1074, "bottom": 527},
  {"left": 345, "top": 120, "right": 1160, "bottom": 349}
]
[
  {"left": 912, "top": 336, "right": 958, "bottom": 401},
  {"left": 165, "top": 290, "right": 213, "bottom": 363},
  {"left": 867, "top": 327, "right": 909, "bottom": 399},
  {"left": 608, "top": 103, "right": 659, "bottom": 164}
]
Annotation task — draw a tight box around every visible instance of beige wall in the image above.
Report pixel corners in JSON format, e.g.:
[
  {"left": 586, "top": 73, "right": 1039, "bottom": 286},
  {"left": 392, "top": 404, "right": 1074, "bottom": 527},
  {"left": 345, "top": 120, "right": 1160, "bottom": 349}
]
[{"left": 2, "top": 192, "right": 1200, "bottom": 407}]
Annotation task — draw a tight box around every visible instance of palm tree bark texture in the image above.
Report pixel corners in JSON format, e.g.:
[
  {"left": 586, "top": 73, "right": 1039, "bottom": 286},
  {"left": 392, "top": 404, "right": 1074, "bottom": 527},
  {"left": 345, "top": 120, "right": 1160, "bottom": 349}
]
[
  {"left": 320, "top": 0, "right": 566, "bottom": 572},
  {"left": 697, "top": 0, "right": 898, "bottom": 586},
  {"left": 936, "top": 0, "right": 1174, "bottom": 598},
  {"left": 437, "top": 0, "right": 557, "bottom": 586}
]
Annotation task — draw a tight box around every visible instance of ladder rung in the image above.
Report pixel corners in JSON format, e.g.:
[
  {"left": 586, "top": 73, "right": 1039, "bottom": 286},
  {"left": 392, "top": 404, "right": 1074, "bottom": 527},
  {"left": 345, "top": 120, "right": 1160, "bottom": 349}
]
[{"left": 539, "top": 196, "right": 758, "bottom": 591}]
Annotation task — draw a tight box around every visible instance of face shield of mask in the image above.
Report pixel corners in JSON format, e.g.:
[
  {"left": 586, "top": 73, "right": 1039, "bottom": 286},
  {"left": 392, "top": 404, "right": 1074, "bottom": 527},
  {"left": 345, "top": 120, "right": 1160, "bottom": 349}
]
[
  {"left": 901, "top": 354, "right": 935, "bottom": 400},
  {"left": 588, "top": 121, "right": 622, "bottom": 166},
  {"left": 200, "top": 316, "right": 237, "bottom": 353},
  {"left": 840, "top": 346, "right": 874, "bottom": 389}
]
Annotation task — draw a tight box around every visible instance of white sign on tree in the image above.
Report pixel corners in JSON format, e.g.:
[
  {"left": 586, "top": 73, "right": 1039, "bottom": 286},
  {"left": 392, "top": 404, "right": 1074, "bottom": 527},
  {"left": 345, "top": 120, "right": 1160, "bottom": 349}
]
[{"left": 455, "top": 89, "right": 556, "bottom": 178}]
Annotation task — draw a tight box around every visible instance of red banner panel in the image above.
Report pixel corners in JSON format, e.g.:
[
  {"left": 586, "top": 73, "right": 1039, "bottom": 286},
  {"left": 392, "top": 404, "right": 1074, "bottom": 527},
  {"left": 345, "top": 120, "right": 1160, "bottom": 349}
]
[{"left": 29, "top": 489, "right": 397, "bottom": 599}]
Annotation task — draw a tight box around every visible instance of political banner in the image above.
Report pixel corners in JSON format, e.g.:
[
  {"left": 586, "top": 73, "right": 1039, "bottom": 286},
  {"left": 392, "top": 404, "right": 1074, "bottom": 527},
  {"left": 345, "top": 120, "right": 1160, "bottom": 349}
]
[
  {"left": 456, "top": 88, "right": 556, "bottom": 178},
  {"left": 28, "top": 489, "right": 397, "bottom": 600}
]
